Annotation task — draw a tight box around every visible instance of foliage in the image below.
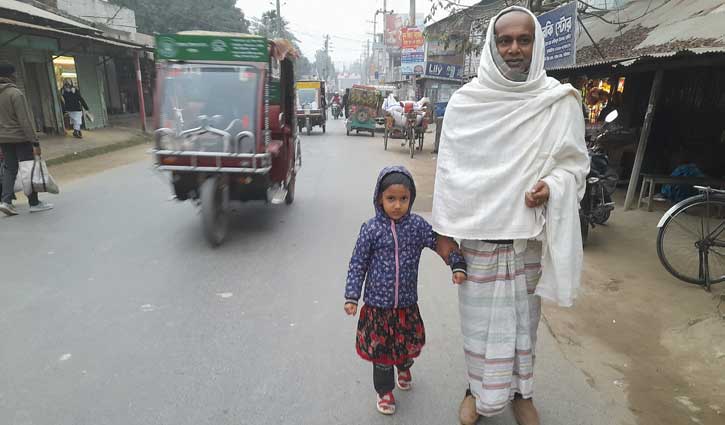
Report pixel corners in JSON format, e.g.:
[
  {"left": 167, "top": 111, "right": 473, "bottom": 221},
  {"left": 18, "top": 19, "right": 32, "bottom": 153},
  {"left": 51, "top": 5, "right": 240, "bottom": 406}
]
[
  {"left": 314, "top": 49, "right": 336, "bottom": 83},
  {"left": 109, "top": 0, "right": 249, "bottom": 34},
  {"left": 250, "top": 10, "right": 299, "bottom": 43}
]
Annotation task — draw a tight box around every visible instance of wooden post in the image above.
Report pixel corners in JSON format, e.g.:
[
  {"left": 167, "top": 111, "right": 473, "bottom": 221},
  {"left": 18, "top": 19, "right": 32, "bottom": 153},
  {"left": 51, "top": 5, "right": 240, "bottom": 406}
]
[
  {"left": 624, "top": 69, "right": 664, "bottom": 210},
  {"left": 134, "top": 51, "right": 147, "bottom": 133}
]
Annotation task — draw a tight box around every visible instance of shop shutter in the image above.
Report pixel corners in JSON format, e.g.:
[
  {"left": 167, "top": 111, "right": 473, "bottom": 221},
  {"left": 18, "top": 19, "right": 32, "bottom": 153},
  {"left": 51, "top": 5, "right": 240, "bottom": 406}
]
[{"left": 75, "top": 55, "right": 108, "bottom": 129}]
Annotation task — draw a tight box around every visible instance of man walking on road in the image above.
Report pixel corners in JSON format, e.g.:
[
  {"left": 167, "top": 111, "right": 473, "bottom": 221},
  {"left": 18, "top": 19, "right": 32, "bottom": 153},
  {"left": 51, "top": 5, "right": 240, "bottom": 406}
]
[
  {"left": 432, "top": 7, "right": 589, "bottom": 425},
  {"left": 0, "top": 63, "right": 53, "bottom": 216}
]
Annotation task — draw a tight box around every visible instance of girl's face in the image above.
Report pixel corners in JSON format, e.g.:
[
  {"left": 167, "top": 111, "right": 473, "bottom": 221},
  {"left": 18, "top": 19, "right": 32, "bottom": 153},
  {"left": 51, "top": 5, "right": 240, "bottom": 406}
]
[{"left": 380, "top": 184, "right": 411, "bottom": 221}]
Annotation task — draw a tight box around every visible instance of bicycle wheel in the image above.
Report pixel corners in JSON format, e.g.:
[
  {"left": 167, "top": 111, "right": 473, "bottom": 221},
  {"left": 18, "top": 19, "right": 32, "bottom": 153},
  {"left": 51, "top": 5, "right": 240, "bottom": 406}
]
[
  {"left": 409, "top": 127, "right": 415, "bottom": 158},
  {"left": 657, "top": 195, "right": 725, "bottom": 285}
]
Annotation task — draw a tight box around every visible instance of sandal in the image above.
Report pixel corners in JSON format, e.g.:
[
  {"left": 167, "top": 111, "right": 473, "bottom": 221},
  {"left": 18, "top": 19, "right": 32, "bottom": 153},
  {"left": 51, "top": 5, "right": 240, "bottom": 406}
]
[
  {"left": 376, "top": 392, "right": 396, "bottom": 415},
  {"left": 397, "top": 369, "right": 412, "bottom": 390}
]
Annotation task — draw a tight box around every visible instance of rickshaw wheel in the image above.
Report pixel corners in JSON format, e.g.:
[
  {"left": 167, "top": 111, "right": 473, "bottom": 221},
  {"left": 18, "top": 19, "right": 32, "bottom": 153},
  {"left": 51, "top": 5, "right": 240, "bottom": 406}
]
[
  {"left": 384, "top": 128, "right": 388, "bottom": 150},
  {"left": 346, "top": 127, "right": 350, "bottom": 136},
  {"left": 285, "top": 175, "right": 296, "bottom": 205},
  {"left": 323, "top": 125, "right": 326, "bottom": 133},
  {"left": 409, "top": 128, "right": 415, "bottom": 159},
  {"left": 201, "top": 177, "right": 228, "bottom": 247}
]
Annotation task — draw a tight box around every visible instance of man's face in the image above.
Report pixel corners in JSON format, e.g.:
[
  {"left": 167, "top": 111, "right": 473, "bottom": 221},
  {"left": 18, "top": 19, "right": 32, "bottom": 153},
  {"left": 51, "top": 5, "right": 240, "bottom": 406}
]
[{"left": 494, "top": 11, "right": 535, "bottom": 73}]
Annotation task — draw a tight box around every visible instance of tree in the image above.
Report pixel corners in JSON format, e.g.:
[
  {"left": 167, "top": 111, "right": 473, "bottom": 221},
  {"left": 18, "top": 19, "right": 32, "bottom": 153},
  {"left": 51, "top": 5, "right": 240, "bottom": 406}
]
[
  {"left": 251, "top": 10, "right": 299, "bottom": 43},
  {"left": 295, "top": 55, "right": 314, "bottom": 79},
  {"left": 109, "top": 0, "right": 249, "bottom": 34},
  {"left": 314, "top": 49, "right": 336, "bottom": 84}
]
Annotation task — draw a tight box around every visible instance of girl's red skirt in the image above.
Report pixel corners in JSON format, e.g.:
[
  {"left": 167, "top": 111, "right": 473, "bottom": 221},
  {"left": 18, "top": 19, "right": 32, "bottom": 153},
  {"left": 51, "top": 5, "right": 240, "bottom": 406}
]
[{"left": 355, "top": 303, "right": 426, "bottom": 366}]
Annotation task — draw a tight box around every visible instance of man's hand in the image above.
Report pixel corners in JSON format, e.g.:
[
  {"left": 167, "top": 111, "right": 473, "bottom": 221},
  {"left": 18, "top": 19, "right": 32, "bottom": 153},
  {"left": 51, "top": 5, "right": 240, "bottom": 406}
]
[
  {"left": 436, "top": 235, "right": 459, "bottom": 265},
  {"left": 344, "top": 302, "right": 358, "bottom": 316},
  {"left": 452, "top": 272, "right": 467, "bottom": 285},
  {"left": 525, "top": 181, "right": 550, "bottom": 208},
  {"left": 33, "top": 145, "right": 41, "bottom": 156}
]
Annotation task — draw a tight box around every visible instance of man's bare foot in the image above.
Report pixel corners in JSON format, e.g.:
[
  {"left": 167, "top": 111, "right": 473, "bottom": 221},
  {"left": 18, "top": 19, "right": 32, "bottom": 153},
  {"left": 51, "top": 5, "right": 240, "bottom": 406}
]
[{"left": 511, "top": 397, "right": 540, "bottom": 425}]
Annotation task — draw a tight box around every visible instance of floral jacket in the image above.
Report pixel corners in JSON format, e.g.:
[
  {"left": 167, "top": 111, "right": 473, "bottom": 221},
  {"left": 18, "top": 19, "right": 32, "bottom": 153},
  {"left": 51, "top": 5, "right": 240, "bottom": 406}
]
[{"left": 345, "top": 166, "right": 466, "bottom": 308}]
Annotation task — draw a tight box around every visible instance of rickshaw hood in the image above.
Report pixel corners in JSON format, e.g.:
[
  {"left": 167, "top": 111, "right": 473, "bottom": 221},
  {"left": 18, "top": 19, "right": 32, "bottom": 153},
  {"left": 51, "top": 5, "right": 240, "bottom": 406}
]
[{"left": 373, "top": 166, "right": 416, "bottom": 220}]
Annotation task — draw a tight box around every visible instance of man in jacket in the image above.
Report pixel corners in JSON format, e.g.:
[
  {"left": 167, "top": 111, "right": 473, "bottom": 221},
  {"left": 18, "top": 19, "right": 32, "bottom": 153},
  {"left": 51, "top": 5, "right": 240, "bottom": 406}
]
[{"left": 0, "top": 63, "right": 53, "bottom": 216}]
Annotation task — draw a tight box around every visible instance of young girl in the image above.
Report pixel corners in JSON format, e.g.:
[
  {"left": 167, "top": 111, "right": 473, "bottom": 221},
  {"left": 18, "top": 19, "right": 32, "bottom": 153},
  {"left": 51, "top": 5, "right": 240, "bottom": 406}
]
[{"left": 344, "top": 166, "right": 467, "bottom": 415}]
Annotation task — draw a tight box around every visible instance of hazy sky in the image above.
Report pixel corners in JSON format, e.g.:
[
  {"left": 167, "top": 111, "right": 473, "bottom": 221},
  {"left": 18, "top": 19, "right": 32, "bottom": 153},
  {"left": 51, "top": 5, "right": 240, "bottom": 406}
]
[{"left": 238, "top": 0, "right": 470, "bottom": 68}]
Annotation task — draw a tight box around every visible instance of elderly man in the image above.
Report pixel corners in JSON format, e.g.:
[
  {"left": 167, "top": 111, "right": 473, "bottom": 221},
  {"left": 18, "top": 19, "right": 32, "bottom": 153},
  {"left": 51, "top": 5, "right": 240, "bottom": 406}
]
[{"left": 433, "top": 7, "right": 589, "bottom": 425}]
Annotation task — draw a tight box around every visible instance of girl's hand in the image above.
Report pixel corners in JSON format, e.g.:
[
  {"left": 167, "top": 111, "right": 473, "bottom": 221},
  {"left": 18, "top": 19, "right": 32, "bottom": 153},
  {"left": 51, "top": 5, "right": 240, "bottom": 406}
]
[
  {"left": 436, "top": 235, "right": 459, "bottom": 264},
  {"left": 452, "top": 272, "right": 467, "bottom": 285},
  {"left": 344, "top": 303, "right": 358, "bottom": 316}
]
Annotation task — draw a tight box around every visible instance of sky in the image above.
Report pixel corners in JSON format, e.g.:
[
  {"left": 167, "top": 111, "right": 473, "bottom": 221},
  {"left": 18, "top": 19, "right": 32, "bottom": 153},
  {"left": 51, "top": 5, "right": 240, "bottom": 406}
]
[{"left": 237, "top": 0, "right": 470, "bottom": 69}]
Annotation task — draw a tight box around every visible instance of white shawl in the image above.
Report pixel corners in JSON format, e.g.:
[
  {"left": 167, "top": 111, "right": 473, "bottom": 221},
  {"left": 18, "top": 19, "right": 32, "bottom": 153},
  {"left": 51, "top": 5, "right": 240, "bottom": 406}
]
[{"left": 431, "top": 6, "right": 589, "bottom": 307}]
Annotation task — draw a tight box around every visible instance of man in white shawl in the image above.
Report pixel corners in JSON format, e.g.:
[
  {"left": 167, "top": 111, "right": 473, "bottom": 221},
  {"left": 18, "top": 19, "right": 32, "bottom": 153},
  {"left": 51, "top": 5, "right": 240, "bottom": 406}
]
[{"left": 432, "top": 7, "right": 589, "bottom": 425}]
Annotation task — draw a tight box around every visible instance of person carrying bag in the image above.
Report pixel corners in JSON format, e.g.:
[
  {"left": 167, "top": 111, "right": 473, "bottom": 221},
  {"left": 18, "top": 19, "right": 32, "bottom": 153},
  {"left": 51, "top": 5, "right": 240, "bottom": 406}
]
[{"left": 0, "top": 62, "right": 55, "bottom": 216}]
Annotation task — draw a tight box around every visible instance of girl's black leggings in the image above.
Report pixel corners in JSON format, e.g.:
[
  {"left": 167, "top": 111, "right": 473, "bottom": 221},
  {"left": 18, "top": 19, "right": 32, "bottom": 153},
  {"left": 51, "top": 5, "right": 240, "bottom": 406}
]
[{"left": 373, "top": 359, "right": 414, "bottom": 396}]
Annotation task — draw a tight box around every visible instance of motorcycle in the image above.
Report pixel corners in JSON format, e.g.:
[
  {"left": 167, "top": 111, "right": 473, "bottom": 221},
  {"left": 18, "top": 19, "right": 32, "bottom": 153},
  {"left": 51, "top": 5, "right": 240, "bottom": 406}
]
[
  {"left": 331, "top": 103, "right": 341, "bottom": 120},
  {"left": 580, "top": 110, "right": 620, "bottom": 244}
]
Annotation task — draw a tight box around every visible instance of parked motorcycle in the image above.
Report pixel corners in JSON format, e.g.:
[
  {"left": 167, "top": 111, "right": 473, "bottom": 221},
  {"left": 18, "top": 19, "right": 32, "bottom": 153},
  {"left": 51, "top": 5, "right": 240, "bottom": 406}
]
[{"left": 580, "top": 110, "right": 620, "bottom": 244}]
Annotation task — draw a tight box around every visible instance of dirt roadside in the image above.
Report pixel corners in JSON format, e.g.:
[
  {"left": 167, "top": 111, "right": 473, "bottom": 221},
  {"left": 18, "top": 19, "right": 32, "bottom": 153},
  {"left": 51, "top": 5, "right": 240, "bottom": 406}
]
[{"left": 407, "top": 141, "right": 725, "bottom": 425}]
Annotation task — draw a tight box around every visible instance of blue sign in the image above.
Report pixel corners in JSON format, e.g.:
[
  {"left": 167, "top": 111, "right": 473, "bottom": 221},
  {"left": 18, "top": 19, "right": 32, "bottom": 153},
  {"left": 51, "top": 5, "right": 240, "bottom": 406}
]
[
  {"left": 425, "top": 61, "right": 463, "bottom": 81},
  {"left": 402, "top": 49, "right": 425, "bottom": 75},
  {"left": 537, "top": 1, "right": 577, "bottom": 69}
]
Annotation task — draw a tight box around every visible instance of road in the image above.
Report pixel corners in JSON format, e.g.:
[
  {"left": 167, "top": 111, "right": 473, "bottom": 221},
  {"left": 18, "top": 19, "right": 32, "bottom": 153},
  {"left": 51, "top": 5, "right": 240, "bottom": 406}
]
[{"left": 0, "top": 119, "right": 632, "bottom": 425}]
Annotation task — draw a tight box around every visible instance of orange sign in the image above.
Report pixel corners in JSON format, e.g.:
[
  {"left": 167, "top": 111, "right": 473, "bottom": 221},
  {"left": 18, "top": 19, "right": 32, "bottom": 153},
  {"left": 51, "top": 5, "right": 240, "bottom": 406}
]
[{"left": 401, "top": 27, "right": 424, "bottom": 50}]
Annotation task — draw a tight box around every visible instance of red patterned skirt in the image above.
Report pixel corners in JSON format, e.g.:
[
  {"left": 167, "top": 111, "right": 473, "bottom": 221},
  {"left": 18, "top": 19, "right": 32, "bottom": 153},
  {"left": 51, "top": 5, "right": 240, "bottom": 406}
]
[{"left": 355, "top": 304, "right": 426, "bottom": 366}]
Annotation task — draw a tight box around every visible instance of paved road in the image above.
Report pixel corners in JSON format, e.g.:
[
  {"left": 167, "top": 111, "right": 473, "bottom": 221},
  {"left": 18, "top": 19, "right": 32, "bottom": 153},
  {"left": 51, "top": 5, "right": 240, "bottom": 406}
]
[{"left": 0, "top": 119, "right": 628, "bottom": 425}]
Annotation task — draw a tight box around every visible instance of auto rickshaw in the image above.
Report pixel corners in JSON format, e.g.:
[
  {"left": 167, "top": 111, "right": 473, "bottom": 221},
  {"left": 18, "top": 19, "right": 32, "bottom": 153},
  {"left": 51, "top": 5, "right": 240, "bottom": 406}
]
[
  {"left": 296, "top": 80, "right": 326, "bottom": 135},
  {"left": 345, "top": 84, "right": 377, "bottom": 137},
  {"left": 153, "top": 32, "right": 301, "bottom": 246}
]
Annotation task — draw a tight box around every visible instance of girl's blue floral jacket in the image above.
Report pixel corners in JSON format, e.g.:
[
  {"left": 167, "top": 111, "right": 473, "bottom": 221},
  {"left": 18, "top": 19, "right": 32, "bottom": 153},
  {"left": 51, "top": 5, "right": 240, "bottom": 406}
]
[{"left": 345, "top": 166, "right": 466, "bottom": 308}]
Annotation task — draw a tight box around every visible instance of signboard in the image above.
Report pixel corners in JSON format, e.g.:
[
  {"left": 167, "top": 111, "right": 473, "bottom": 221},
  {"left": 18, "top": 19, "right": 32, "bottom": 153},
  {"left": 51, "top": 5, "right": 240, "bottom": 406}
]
[
  {"left": 384, "top": 13, "right": 424, "bottom": 51},
  {"left": 425, "top": 61, "right": 463, "bottom": 81},
  {"left": 296, "top": 81, "right": 322, "bottom": 89},
  {"left": 402, "top": 50, "right": 425, "bottom": 75},
  {"left": 401, "top": 27, "right": 424, "bottom": 50},
  {"left": 536, "top": 2, "right": 577, "bottom": 69},
  {"left": 156, "top": 34, "right": 269, "bottom": 62}
]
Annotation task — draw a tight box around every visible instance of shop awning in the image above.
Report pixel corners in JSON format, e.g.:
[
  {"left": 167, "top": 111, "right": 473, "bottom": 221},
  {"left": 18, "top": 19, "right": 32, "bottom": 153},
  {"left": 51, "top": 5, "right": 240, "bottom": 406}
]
[
  {"left": 0, "top": 0, "right": 98, "bottom": 34},
  {"left": 0, "top": 17, "right": 152, "bottom": 51}
]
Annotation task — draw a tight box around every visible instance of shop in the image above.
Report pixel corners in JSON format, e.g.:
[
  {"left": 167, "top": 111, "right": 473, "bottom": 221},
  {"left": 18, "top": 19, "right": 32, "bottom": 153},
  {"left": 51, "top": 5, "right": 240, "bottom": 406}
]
[
  {"left": 419, "top": 61, "right": 463, "bottom": 117},
  {"left": 551, "top": 51, "right": 725, "bottom": 210}
]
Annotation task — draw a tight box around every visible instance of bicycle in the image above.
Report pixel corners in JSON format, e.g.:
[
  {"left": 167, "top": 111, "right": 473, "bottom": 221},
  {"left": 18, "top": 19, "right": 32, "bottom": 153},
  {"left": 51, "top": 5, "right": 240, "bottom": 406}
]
[{"left": 656, "top": 186, "right": 725, "bottom": 291}]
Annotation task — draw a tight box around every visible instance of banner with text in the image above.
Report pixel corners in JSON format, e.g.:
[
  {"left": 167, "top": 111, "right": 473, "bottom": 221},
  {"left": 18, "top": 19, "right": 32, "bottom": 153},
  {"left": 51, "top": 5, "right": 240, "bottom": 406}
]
[
  {"left": 401, "top": 27, "right": 425, "bottom": 75},
  {"left": 536, "top": 2, "right": 577, "bottom": 69}
]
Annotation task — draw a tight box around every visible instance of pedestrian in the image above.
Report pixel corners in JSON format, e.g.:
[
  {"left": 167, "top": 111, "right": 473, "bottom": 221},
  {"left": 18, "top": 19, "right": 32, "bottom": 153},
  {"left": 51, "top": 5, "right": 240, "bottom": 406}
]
[
  {"left": 60, "top": 80, "right": 89, "bottom": 139},
  {"left": 344, "top": 165, "right": 467, "bottom": 415},
  {"left": 342, "top": 88, "right": 350, "bottom": 119},
  {"left": 431, "top": 7, "right": 589, "bottom": 425},
  {"left": 0, "top": 63, "right": 54, "bottom": 216}
]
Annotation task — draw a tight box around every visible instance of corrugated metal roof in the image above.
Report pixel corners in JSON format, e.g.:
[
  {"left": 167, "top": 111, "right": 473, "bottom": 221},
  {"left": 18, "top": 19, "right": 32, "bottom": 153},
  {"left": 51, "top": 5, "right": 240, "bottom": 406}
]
[
  {"left": 574, "top": 0, "right": 725, "bottom": 66},
  {"left": 0, "top": 0, "right": 98, "bottom": 33},
  {"left": 0, "top": 17, "right": 146, "bottom": 50},
  {"left": 548, "top": 47, "right": 725, "bottom": 72}
]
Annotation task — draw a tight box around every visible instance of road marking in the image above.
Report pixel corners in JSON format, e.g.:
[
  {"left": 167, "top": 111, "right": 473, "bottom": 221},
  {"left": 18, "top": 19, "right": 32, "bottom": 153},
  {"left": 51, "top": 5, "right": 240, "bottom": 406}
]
[
  {"left": 217, "top": 292, "right": 233, "bottom": 299},
  {"left": 59, "top": 353, "right": 72, "bottom": 362}
]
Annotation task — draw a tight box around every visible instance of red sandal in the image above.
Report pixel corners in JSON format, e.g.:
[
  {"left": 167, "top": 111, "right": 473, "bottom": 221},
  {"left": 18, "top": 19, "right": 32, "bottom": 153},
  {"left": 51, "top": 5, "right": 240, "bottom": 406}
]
[
  {"left": 397, "top": 369, "right": 412, "bottom": 390},
  {"left": 376, "top": 392, "right": 396, "bottom": 415}
]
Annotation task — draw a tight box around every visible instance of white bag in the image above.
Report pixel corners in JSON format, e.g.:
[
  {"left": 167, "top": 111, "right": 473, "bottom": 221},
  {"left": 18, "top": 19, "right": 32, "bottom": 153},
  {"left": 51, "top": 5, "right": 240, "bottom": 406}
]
[
  {"left": 19, "top": 156, "right": 59, "bottom": 195},
  {"left": 84, "top": 109, "right": 95, "bottom": 124},
  {"left": 0, "top": 161, "right": 23, "bottom": 193}
]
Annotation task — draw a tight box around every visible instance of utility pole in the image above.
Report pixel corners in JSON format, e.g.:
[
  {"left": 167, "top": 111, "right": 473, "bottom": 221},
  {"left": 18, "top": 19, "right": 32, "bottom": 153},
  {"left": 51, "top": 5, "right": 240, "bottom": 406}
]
[
  {"left": 410, "top": 0, "right": 417, "bottom": 99},
  {"left": 323, "top": 34, "right": 331, "bottom": 83},
  {"left": 410, "top": 0, "right": 415, "bottom": 26},
  {"left": 276, "top": 0, "right": 282, "bottom": 37}
]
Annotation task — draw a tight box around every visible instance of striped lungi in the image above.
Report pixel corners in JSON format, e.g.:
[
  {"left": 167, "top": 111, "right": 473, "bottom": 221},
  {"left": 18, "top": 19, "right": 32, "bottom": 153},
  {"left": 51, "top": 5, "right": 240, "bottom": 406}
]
[{"left": 458, "top": 240, "right": 542, "bottom": 417}]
